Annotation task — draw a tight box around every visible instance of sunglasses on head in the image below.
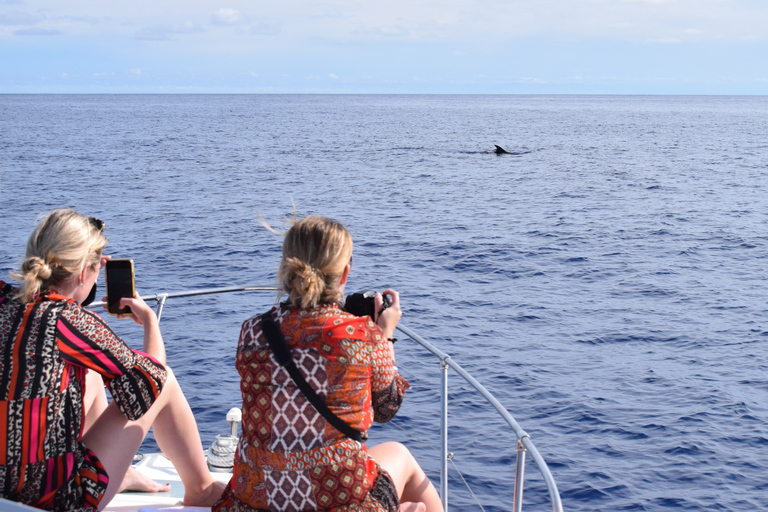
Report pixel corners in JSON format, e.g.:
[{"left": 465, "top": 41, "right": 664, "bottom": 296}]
[{"left": 88, "top": 217, "right": 105, "bottom": 233}]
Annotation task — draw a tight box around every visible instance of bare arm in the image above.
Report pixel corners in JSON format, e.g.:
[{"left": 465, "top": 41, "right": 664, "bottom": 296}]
[{"left": 117, "top": 292, "right": 166, "bottom": 365}]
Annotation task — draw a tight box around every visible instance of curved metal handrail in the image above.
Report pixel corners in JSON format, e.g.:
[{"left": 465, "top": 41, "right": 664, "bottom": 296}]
[
  {"left": 89, "top": 285, "right": 279, "bottom": 321},
  {"left": 93, "top": 285, "right": 563, "bottom": 512},
  {"left": 396, "top": 325, "right": 563, "bottom": 512}
]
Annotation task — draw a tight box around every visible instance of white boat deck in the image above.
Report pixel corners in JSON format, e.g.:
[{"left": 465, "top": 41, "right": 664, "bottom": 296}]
[{"left": 104, "top": 454, "right": 231, "bottom": 512}]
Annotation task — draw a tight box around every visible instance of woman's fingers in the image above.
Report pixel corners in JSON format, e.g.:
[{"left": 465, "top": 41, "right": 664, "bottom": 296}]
[
  {"left": 117, "top": 291, "right": 155, "bottom": 325},
  {"left": 381, "top": 289, "right": 400, "bottom": 310},
  {"left": 375, "top": 289, "right": 402, "bottom": 339}
]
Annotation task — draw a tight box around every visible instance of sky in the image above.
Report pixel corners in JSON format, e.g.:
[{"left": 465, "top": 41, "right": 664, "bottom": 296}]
[{"left": 1, "top": 0, "right": 767, "bottom": 94}]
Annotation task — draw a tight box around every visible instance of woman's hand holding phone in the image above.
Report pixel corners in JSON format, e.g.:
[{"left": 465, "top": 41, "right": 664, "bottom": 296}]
[
  {"left": 116, "top": 293, "right": 156, "bottom": 325},
  {"left": 100, "top": 291, "right": 156, "bottom": 324},
  {"left": 110, "top": 292, "right": 165, "bottom": 364},
  {"left": 101, "top": 257, "right": 155, "bottom": 325},
  {"left": 100, "top": 257, "right": 166, "bottom": 364}
]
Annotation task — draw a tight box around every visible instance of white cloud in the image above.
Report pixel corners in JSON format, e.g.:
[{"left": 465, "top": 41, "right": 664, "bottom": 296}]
[
  {"left": 14, "top": 27, "right": 59, "bottom": 35},
  {"left": 130, "top": 68, "right": 141, "bottom": 75},
  {"left": 56, "top": 15, "right": 102, "bottom": 25},
  {"left": 4, "top": 0, "right": 766, "bottom": 47},
  {"left": 0, "top": 10, "right": 44, "bottom": 25},
  {"left": 295, "top": 0, "right": 768, "bottom": 45},
  {"left": 211, "top": 8, "right": 243, "bottom": 26},
  {"left": 135, "top": 21, "right": 203, "bottom": 41},
  {"left": 2, "top": 0, "right": 768, "bottom": 94},
  {"left": 248, "top": 21, "right": 280, "bottom": 36},
  {"left": 134, "top": 27, "right": 170, "bottom": 41},
  {"left": 329, "top": 73, "right": 338, "bottom": 79},
  {"left": 373, "top": 25, "right": 410, "bottom": 37}
]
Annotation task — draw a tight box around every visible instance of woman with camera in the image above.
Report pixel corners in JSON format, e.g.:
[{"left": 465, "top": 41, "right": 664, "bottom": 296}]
[
  {"left": 0, "top": 209, "right": 224, "bottom": 511},
  {"left": 213, "top": 215, "right": 442, "bottom": 512}
]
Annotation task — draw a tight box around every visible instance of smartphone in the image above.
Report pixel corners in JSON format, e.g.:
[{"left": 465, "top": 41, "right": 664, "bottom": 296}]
[{"left": 105, "top": 258, "right": 135, "bottom": 315}]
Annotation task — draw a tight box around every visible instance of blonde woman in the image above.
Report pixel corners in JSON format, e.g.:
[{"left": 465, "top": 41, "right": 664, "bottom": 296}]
[
  {"left": 214, "top": 216, "right": 442, "bottom": 512},
  {"left": 0, "top": 209, "right": 224, "bottom": 511}
]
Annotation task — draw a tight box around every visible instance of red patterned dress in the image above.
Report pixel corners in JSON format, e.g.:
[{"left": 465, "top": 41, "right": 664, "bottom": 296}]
[
  {"left": 0, "top": 282, "right": 167, "bottom": 511},
  {"left": 214, "top": 303, "right": 409, "bottom": 512}
]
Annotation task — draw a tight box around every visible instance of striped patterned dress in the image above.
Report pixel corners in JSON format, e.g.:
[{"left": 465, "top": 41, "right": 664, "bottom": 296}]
[{"left": 0, "top": 282, "right": 167, "bottom": 511}]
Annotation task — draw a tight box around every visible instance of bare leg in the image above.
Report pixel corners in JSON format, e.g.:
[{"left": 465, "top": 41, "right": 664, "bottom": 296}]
[
  {"left": 148, "top": 370, "right": 225, "bottom": 506},
  {"left": 83, "top": 367, "right": 224, "bottom": 510},
  {"left": 368, "top": 442, "right": 443, "bottom": 512},
  {"left": 83, "top": 371, "right": 171, "bottom": 493},
  {"left": 83, "top": 369, "right": 109, "bottom": 433}
]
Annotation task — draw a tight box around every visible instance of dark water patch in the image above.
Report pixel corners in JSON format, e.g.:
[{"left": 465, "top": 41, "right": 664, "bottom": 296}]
[
  {"left": 511, "top": 314, "right": 541, "bottom": 322},
  {"left": 676, "top": 415, "right": 708, "bottom": 428},
  {"left": 647, "top": 497, "right": 697, "bottom": 510},
  {"left": 575, "top": 334, "right": 682, "bottom": 345},
  {"left": 561, "top": 484, "right": 617, "bottom": 501},
  {"left": 379, "top": 146, "right": 427, "bottom": 151}
]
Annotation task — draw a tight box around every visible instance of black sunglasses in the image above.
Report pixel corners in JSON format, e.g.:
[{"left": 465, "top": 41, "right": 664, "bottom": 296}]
[{"left": 88, "top": 217, "right": 105, "bottom": 232}]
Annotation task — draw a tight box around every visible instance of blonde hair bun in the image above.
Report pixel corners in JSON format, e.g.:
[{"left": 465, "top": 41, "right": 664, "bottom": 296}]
[
  {"left": 20, "top": 256, "right": 53, "bottom": 281},
  {"left": 284, "top": 257, "right": 325, "bottom": 304},
  {"left": 276, "top": 216, "right": 353, "bottom": 308}
]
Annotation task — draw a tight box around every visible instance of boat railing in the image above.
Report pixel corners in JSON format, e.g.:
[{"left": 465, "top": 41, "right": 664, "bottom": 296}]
[{"left": 93, "top": 285, "right": 563, "bottom": 512}]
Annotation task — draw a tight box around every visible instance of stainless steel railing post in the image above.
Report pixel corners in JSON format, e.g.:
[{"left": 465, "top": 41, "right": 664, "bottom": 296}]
[
  {"left": 155, "top": 294, "right": 168, "bottom": 322},
  {"left": 440, "top": 357, "right": 450, "bottom": 512},
  {"left": 513, "top": 438, "right": 527, "bottom": 512}
]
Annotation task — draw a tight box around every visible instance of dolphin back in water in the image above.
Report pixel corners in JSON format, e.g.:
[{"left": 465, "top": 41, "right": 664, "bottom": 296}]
[{"left": 494, "top": 145, "right": 530, "bottom": 155}]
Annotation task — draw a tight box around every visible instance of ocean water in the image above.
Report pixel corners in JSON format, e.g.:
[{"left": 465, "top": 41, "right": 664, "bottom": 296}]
[{"left": 2, "top": 94, "right": 768, "bottom": 511}]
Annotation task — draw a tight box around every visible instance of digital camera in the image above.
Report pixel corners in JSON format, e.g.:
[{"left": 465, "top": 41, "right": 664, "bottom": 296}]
[{"left": 343, "top": 290, "right": 390, "bottom": 319}]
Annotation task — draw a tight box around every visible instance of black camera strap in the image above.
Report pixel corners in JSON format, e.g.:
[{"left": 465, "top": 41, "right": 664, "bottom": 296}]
[{"left": 260, "top": 312, "right": 365, "bottom": 443}]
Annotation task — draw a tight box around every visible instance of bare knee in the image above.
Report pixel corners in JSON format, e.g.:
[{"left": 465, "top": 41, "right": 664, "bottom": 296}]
[
  {"left": 369, "top": 442, "right": 422, "bottom": 491},
  {"left": 399, "top": 502, "right": 427, "bottom": 512},
  {"left": 160, "top": 366, "right": 180, "bottom": 394},
  {"left": 83, "top": 370, "right": 109, "bottom": 434},
  {"left": 370, "top": 441, "right": 416, "bottom": 475},
  {"left": 380, "top": 441, "right": 411, "bottom": 458}
]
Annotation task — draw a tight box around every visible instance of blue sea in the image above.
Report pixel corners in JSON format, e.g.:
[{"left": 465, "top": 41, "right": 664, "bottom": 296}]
[{"left": 2, "top": 94, "right": 768, "bottom": 511}]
